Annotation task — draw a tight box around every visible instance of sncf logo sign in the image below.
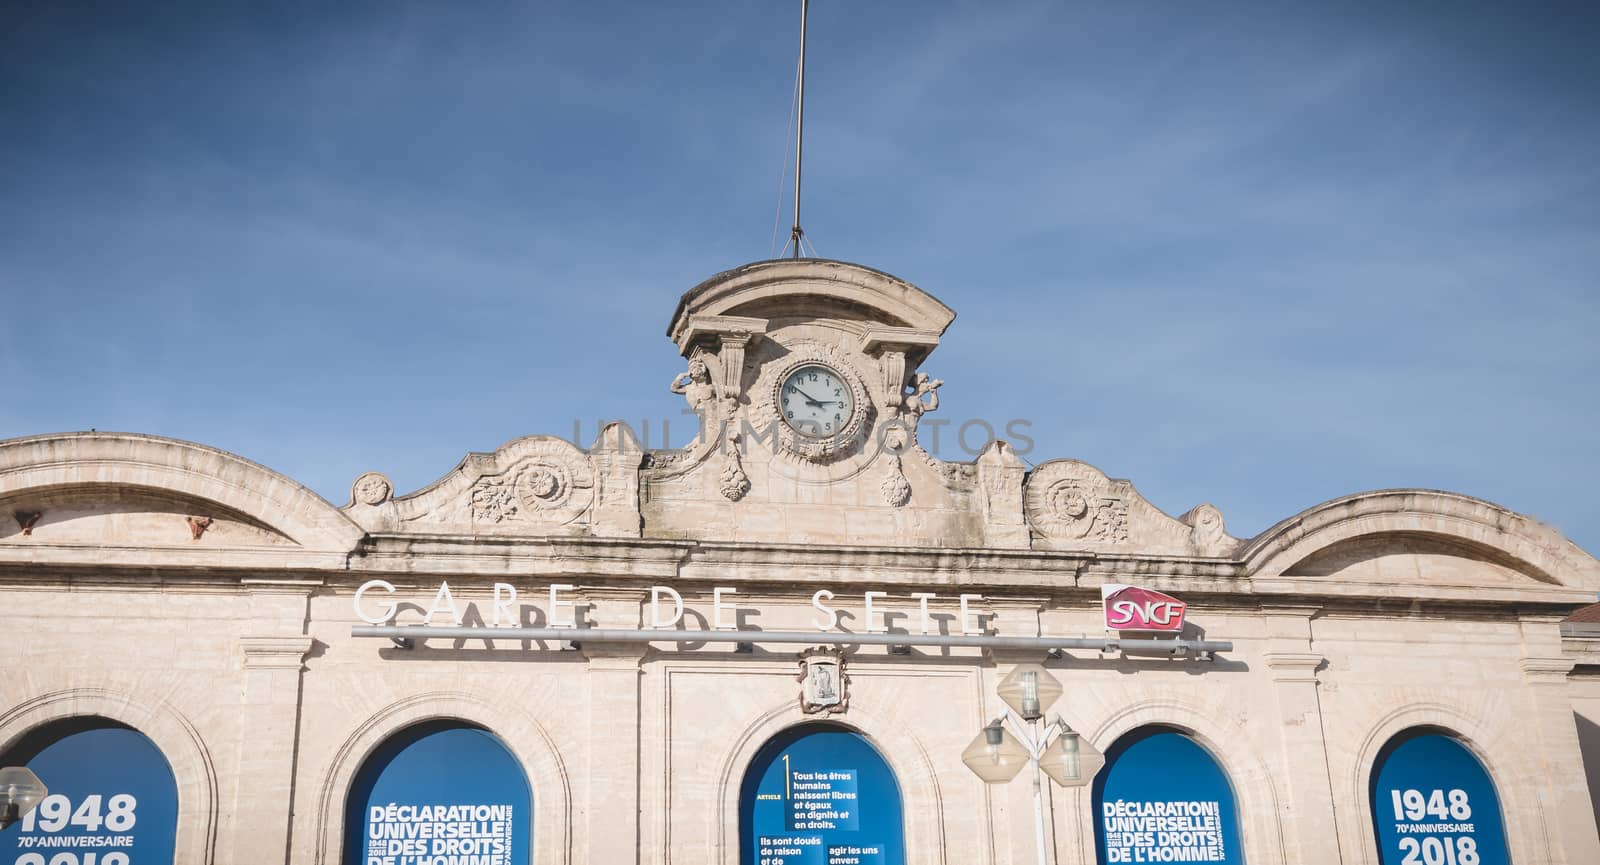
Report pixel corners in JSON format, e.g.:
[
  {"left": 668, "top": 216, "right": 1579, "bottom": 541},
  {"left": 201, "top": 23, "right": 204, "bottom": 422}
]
[{"left": 1101, "top": 584, "right": 1187, "bottom": 632}]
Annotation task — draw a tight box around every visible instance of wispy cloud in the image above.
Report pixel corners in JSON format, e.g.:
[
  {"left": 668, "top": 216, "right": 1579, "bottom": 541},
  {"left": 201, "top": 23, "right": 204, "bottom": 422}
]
[{"left": 1, "top": 0, "right": 1596, "bottom": 552}]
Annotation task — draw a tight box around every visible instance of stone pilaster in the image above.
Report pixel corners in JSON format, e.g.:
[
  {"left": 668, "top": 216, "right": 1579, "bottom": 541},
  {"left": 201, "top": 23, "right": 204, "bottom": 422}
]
[
  {"left": 976, "top": 440, "right": 1029, "bottom": 548},
  {"left": 1261, "top": 606, "right": 1342, "bottom": 865},
  {"left": 1518, "top": 613, "right": 1600, "bottom": 862},
  {"left": 583, "top": 643, "right": 646, "bottom": 865},
  {"left": 590, "top": 421, "right": 645, "bottom": 538},
  {"left": 231, "top": 602, "right": 314, "bottom": 865}
]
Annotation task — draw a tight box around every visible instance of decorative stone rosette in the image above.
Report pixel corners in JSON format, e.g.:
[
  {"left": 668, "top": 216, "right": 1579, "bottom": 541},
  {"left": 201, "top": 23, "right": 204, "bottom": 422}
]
[
  {"left": 469, "top": 440, "right": 595, "bottom": 526},
  {"left": 350, "top": 472, "right": 393, "bottom": 506},
  {"left": 1024, "top": 460, "right": 1131, "bottom": 543}
]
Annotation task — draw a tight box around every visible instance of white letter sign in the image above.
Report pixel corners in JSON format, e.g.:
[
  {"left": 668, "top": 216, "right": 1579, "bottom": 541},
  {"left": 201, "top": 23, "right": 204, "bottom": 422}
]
[
  {"left": 354, "top": 580, "right": 397, "bottom": 625},
  {"left": 651, "top": 585, "right": 684, "bottom": 628}
]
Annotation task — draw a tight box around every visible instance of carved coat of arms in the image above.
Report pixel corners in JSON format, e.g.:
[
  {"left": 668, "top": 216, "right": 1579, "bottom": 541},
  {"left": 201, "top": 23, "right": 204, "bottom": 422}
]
[{"left": 797, "top": 647, "right": 850, "bottom": 714}]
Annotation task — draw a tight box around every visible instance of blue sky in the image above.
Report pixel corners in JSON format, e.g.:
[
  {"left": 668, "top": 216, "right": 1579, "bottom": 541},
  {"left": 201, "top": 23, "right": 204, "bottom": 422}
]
[{"left": 3, "top": 1, "right": 1597, "bottom": 555}]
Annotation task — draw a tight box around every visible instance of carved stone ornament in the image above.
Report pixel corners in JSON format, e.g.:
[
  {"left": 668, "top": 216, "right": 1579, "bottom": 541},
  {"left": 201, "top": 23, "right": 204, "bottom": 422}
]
[
  {"left": 797, "top": 646, "right": 850, "bottom": 715},
  {"left": 1024, "top": 459, "right": 1238, "bottom": 554},
  {"left": 13, "top": 510, "right": 41, "bottom": 537},
  {"left": 880, "top": 426, "right": 912, "bottom": 507},
  {"left": 719, "top": 433, "right": 752, "bottom": 501},
  {"left": 900, "top": 372, "right": 942, "bottom": 426},
  {"left": 669, "top": 351, "right": 722, "bottom": 429},
  {"left": 881, "top": 455, "right": 912, "bottom": 507},
  {"left": 351, "top": 471, "right": 393, "bottom": 506},
  {"left": 186, "top": 516, "right": 214, "bottom": 540},
  {"left": 752, "top": 342, "right": 873, "bottom": 464},
  {"left": 468, "top": 440, "right": 595, "bottom": 526},
  {"left": 1181, "top": 503, "right": 1234, "bottom": 556},
  {"left": 1025, "top": 461, "right": 1130, "bottom": 543}
]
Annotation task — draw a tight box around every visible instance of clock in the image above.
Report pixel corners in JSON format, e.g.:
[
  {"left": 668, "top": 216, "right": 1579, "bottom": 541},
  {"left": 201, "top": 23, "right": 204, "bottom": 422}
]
[
  {"left": 779, "top": 364, "right": 855, "bottom": 437},
  {"left": 759, "top": 344, "right": 871, "bottom": 462}
]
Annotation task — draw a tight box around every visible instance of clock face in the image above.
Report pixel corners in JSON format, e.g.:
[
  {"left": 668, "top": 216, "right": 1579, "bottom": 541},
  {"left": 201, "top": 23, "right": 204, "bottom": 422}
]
[{"left": 780, "top": 364, "right": 855, "bottom": 438}]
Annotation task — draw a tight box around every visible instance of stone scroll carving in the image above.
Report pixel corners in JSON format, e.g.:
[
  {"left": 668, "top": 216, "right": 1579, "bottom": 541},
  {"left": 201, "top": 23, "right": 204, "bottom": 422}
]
[
  {"left": 1026, "top": 461, "right": 1130, "bottom": 543},
  {"left": 470, "top": 448, "right": 594, "bottom": 526},
  {"left": 1180, "top": 503, "right": 1236, "bottom": 557},
  {"left": 355, "top": 434, "right": 638, "bottom": 537},
  {"left": 1024, "top": 460, "right": 1241, "bottom": 555},
  {"left": 444, "top": 438, "right": 598, "bottom": 529}
]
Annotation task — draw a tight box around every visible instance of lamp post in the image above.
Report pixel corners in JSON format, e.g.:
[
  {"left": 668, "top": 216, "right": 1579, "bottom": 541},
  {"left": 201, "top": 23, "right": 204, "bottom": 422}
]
[
  {"left": 961, "top": 662, "right": 1104, "bottom": 865},
  {"left": 0, "top": 766, "right": 47, "bottom": 830}
]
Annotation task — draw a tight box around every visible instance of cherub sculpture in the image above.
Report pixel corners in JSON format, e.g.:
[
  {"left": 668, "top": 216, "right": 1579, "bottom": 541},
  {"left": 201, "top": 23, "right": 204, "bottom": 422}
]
[
  {"left": 902, "top": 372, "right": 943, "bottom": 419},
  {"left": 670, "top": 357, "right": 719, "bottom": 416}
]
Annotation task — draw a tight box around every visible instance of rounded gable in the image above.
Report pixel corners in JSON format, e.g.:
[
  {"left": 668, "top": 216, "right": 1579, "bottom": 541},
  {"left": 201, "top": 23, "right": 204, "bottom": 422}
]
[
  {"left": 1241, "top": 488, "right": 1600, "bottom": 592},
  {"left": 667, "top": 258, "right": 956, "bottom": 342},
  {"left": 0, "top": 431, "right": 363, "bottom": 557}
]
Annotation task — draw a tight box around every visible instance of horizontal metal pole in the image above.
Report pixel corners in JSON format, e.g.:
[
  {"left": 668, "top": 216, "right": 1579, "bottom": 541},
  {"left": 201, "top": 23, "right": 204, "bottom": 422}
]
[{"left": 351, "top": 625, "right": 1232, "bottom": 655}]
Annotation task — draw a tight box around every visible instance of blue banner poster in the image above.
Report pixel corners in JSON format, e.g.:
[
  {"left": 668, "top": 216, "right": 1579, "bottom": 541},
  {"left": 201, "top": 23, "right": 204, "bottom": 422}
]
[
  {"left": 741, "top": 726, "right": 905, "bottom": 865},
  {"left": 1094, "top": 730, "right": 1245, "bottom": 865},
  {"left": 1, "top": 724, "right": 179, "bottom": 865},
  {"left": 1370, "top": 733, "right": 1510, "bottom": 865},
  {"left": 344, "top": 724, "right": 530, "bottom": 865}
]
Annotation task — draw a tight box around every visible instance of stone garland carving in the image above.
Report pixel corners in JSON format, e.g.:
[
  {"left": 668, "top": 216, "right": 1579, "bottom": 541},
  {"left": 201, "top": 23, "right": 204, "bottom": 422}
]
[
  {"left": 1025, "top": 461, "right": 1131, "bottom": 543},
  {"left": 468, "top": 441, "right": 595, "bottom": 526},
  {"left": 880, "top": 426, "right": 912, "bottom": 507},
  {"left": 719, "top": 432, "right": 752, "bottom": 502},
  {"left": 881, "top": 456, "right": 912, "bottom": 507},
  {"left": 470, "top": 477, "right": 519, "bottom": 523}
]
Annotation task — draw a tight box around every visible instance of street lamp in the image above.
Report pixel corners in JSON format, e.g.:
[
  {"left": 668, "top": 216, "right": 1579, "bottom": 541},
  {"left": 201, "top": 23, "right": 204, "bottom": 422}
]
[
  {"left": 0, "top": 766, "right": 47, "bottom": 830},
  {"left": 961, "top": 662, "right": 1104, "bottom": 865}
]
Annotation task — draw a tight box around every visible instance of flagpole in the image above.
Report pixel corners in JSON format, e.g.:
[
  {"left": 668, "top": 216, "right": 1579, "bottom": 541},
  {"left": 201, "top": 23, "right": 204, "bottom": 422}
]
[{"left": 789, "top": 0, "right": 808, "bottom": 258}]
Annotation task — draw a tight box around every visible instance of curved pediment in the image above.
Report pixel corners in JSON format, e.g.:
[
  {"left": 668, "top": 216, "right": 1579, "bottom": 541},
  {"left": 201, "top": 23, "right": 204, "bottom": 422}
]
[
  {"left": 1281, "top": 532, "right": 1551, "bottom": 586},
  {"left": 1, "top": 487, "right": 291, "bottom": 546},
  {"left": 1242, "top": 489, "right": 1600, "bottom": 594},
  {"left": 0, "top": 432, "right": 363, "bottom": 567},
  {"left": 667, "top": 259, "right": 956, "bottom": 347}
]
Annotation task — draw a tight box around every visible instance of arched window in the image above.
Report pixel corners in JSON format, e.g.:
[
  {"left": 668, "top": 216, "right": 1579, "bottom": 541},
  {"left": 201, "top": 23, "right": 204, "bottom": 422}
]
[
  {"left": 739, "top": 723, "right": 905, "bottom": 865},
  {"left": 1093, "top": 726, "right": 1245, "bottom": 865},
  {"left": 1369, "top": 729, "right": 1509, "bottom": 865},
  {"left": 0, "top": 717, "right": 179, "bottom": 865},
  {"left": 343, "top": 721, "right": 530, "bottom": 865}
]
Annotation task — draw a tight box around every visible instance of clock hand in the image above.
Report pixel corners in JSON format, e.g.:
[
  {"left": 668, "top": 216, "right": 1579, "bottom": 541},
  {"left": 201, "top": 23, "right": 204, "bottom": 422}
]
[{"left": 796, "top": 387, "right": 839, "bottom": 406}]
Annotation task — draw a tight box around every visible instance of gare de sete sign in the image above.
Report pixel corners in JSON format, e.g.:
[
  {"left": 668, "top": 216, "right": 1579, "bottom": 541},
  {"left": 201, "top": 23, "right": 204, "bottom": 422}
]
[{"left": 353, "top": 580, "right": 1194, "bottom": 639}]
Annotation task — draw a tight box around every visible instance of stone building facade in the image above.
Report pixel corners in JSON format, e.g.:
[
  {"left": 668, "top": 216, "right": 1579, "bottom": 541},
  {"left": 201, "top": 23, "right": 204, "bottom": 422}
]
[{"left": 2, "top": 258, "right": 1598, "bottom": 865}]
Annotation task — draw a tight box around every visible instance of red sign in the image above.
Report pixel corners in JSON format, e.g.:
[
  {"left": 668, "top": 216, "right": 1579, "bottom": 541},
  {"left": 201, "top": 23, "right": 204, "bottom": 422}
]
[{"left": 1101, "top": 584, "right": 1187, "bottom": 632}]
